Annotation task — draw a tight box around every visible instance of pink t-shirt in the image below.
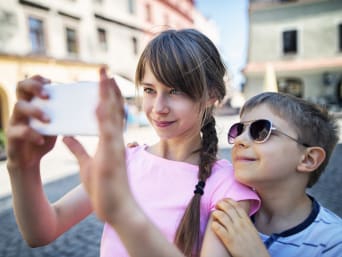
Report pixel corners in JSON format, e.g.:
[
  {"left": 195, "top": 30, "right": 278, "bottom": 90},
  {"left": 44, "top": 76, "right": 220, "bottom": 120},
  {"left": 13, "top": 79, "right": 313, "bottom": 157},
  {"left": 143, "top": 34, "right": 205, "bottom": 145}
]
[{"left": 100, "top": 145, "right": 260, "bottom": 257}]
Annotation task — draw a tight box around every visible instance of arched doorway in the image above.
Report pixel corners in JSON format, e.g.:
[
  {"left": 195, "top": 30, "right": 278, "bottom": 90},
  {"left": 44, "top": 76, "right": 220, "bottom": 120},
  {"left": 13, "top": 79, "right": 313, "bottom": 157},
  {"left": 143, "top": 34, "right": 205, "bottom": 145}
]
[{"left": 0, "top": 86, "right": 9, "bottom": 161}]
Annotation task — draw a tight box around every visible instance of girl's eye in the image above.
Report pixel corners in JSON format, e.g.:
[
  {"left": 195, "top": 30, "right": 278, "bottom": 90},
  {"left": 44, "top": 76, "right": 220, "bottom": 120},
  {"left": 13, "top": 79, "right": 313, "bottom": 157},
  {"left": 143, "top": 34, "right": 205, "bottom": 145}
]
[
  {"left": 169, "top": 88, "right": 182, "bottom": 95},
  {"left": 143, "top": 87, "right": 154, "bottom": 94}
]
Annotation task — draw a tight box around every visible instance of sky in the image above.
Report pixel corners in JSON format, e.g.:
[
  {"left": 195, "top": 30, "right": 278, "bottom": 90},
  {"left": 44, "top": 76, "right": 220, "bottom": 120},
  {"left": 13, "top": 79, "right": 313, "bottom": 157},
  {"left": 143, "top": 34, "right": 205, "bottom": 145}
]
[{"left": 195, "top": 0, "right": 249, "bottom": 89}]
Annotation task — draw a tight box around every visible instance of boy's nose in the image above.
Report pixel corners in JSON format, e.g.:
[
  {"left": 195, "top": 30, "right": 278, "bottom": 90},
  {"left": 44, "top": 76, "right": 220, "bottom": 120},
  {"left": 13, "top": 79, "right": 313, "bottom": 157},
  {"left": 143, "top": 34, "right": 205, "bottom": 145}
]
[{"left": 233, "top": 128, "right": 251, "bottom": 147}]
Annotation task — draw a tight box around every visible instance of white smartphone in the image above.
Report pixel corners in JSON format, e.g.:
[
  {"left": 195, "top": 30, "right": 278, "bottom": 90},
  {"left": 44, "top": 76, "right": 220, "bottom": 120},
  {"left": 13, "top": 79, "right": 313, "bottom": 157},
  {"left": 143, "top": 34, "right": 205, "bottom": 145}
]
[{"left": 30, "top": 82, "right": 99, "bottom": 136}]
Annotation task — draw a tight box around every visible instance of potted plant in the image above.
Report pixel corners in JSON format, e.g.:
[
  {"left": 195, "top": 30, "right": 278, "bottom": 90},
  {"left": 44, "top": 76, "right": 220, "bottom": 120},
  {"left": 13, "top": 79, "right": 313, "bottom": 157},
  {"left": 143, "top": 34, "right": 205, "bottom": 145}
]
[{"left": 0, "top": 129, "right": 6, "bottom": 161}]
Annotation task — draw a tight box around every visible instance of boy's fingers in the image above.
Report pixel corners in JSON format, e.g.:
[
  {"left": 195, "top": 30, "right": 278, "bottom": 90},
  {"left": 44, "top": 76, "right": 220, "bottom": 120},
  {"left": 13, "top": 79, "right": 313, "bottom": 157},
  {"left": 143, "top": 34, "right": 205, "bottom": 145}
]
[
  {"left": 216, "top": 198, "right": 243, "bottom": 221},
  {"left": 212, "top": 210, "right": 232, "bottom": 230},
  {"left": 63, "top": 136, "right": 90, "bottom": 164},
  {"left": 212, "top": 221, "right": 233, "bottom": 246},
  {"left": 224, "top": 198, "right": 250, "bottom": 219}
]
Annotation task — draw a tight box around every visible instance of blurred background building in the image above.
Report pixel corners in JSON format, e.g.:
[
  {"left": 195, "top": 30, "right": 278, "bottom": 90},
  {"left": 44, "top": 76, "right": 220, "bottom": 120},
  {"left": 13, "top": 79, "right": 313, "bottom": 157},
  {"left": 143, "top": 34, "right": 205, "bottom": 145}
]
[
  {"left": 243, "top": 0, "right": 342, "bottom": 111},
  {"left": 0, "top": 0, "right": 218, "bottom": 136}
]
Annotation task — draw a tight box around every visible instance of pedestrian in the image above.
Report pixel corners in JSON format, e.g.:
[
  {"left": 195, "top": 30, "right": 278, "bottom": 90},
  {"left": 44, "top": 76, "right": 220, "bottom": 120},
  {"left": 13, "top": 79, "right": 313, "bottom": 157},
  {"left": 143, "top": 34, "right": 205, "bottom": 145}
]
[
  {"left": 6, "top": 29, "right": 260, "bottom": 257},
  {"left": 211, "top": 92, "right": 342, "bottom": 257}
]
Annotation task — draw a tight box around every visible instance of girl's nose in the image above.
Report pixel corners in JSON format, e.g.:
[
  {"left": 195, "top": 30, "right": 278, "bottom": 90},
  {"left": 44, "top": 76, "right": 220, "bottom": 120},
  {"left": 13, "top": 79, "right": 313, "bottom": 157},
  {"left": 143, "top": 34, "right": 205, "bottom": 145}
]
[{"left": 153, "top": 94, "right": 169, "bottom": 114}]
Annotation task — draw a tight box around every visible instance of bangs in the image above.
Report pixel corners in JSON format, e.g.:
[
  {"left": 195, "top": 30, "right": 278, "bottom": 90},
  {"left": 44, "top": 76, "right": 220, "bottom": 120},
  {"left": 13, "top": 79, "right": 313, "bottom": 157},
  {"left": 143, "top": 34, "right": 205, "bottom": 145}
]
[{"left": 136, "top": 30, "right": 206, "bottom": 101}]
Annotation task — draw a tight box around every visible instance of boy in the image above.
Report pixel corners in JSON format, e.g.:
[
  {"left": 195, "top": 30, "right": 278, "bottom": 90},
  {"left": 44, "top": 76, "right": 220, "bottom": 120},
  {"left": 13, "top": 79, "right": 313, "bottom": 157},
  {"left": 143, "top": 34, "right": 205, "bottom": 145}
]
[{"left": 212, "top": 92, "right": 342, "bottom": 257}]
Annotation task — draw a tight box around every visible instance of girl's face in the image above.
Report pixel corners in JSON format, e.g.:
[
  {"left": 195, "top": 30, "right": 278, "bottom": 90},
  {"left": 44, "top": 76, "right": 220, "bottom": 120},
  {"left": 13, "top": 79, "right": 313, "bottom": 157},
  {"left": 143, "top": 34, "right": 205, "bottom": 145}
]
[
  {"left": 140, "top": 65, "right": 203, "bottom": 140},
  {"left": 231, "top": 104, "right": 305, "bottom": 189}
]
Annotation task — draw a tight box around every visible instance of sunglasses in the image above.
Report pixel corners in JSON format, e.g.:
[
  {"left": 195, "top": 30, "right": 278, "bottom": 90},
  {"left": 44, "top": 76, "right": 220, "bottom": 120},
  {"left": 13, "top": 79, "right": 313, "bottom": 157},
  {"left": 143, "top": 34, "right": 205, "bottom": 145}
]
[{"left": 227, "top": 119, "right": 309, "bottom": 147}]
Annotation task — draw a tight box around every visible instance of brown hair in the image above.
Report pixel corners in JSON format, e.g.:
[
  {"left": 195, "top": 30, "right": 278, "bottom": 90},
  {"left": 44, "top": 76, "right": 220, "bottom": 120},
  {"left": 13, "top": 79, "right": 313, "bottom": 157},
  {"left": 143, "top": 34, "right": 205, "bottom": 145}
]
[
  {"left": 135, "top": 29, "right": 227, "bottom": 256},
  {"left": 240, "top": 92, "right": 339, "bottom": 187}
]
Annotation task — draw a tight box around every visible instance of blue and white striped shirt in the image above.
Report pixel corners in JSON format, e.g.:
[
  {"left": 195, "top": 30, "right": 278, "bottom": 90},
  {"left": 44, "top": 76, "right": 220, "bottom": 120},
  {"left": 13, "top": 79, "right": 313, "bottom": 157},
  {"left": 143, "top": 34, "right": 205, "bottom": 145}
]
[{"left": 258, "top": 197, "right": 342, "bottom": 257}]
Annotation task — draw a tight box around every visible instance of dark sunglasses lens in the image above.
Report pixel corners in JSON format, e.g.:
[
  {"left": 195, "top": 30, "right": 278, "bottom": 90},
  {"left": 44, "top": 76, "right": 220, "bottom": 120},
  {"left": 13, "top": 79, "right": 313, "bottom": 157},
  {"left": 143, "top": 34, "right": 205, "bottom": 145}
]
[
  {"left": 228, "top": 123, "right": 244, "bottom": 144},
  {"left": 250, "top": 120, "right": 271, "bottom": 142}
]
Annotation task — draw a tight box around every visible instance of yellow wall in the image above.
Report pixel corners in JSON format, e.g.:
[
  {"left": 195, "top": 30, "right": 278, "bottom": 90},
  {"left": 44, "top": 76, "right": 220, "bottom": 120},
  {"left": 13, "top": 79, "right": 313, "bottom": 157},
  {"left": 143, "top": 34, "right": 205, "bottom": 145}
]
[{"left": 0, "top": 55, "right": 104, "bottom": 130}]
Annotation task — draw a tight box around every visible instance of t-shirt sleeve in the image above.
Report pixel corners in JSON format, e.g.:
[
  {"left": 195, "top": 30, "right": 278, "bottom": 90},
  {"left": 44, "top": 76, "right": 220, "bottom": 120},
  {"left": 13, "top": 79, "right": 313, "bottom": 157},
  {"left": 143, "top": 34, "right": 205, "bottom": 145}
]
[{"left": 208, "top": 161, "right": 261, "bottom": 216}]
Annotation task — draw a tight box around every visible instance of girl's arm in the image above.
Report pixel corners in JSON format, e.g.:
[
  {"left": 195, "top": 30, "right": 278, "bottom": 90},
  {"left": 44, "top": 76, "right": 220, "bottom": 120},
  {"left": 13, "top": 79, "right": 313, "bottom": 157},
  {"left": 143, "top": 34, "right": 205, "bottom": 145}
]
[
  {"left": 9, "top": 172, "right": 91, "bottom": 246},
  {"left": 211, "top": 199, "right": 270, "bottom": 257},
  {"left": 63, "top": 67, "right": 184, "bottom": 257},
  {"left": 200, "top": 200, "right": 251, "bottom": 257},
  {"left": 7, "top": 75, "right": 92, "bottom": 247}
]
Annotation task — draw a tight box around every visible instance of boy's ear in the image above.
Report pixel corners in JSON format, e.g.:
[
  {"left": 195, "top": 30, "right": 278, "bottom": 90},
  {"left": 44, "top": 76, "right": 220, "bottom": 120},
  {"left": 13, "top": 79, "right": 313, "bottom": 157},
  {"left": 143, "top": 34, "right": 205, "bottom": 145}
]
[{"left": 297, "top": 147, "right": 326, "bottom": 173}]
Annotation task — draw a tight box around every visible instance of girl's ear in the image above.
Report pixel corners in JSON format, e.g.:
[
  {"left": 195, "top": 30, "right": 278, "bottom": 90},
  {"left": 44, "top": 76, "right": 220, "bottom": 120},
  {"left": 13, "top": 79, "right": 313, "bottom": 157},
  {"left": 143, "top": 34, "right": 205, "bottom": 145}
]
[
  {"left": 206, "top": 97, "right": 217, "bottom": 108},
  {"left": 297, "top": 147, "right": 326, "bottom": 173}
]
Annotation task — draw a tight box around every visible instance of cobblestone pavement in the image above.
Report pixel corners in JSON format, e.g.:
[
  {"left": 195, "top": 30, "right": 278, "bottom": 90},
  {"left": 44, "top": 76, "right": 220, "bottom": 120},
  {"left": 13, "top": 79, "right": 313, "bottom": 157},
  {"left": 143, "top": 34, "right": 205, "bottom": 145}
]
[
  {"left": 0, "top": 174, "right": 103, "bottom": 257},
  {"left": 1, "top": 145, "right": 341, "bottom": 257}
]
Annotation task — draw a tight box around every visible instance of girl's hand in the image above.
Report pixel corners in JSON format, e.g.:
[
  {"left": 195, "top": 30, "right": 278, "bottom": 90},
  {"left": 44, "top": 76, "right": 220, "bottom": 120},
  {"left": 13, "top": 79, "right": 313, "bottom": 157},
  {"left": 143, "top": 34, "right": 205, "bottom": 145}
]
[
  {"left": 212, "top": 199, "right": 270, "bottom": 257},
  {"left": 6, "top": 75, "right": 57, "bottom": 172},
  {"left": 127, "top": 141, "right": 139, "bottom": 148},
  {"left": 64, "top": 67, "right": 132, "bottom": 224}
]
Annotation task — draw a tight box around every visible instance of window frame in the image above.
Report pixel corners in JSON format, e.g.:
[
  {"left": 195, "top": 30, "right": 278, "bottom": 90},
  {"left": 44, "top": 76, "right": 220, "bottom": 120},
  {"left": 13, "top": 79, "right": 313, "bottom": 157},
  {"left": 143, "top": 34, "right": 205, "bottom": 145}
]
[
  {"left": 338, "top": 23, "right": 342, "bottom": 52},
  {"left": 97, "top": 27, "right": 108, "bottom": 51},
  {"left": 28, "top": 15, "right": 46, "bottom": 54},
  {"left": 282, "top": 29, "right": 298, "bottom": 55},
  {"left": 65, "top": 26, "right": 79, "bottom": 56}
]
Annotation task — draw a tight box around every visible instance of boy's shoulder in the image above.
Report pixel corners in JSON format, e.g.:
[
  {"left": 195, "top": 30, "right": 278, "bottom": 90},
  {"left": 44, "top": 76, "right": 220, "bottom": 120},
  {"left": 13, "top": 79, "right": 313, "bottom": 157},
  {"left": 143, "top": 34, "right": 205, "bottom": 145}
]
[
  {"left": 308, "top": 202, "right": 342, "bottom": 246},
  {"left": 264, "top": 199, "right": 342, "bottom": 257},
  {"left": 317, "top": 204, "right": 342, "bottom": 226}
]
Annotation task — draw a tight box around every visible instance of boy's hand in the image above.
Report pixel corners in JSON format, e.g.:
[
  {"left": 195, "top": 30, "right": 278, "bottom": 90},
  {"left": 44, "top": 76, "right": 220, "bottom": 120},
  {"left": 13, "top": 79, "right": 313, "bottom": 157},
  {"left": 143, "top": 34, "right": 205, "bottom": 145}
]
[
  {"left": 64, "top": 67, "right": 134, "bottom": 224},
  {"left": 6, "top": 75, "right": 57, "bottom": 172},
  {"left": 212, "top": 199, "right": 270, "bottom": 257}
]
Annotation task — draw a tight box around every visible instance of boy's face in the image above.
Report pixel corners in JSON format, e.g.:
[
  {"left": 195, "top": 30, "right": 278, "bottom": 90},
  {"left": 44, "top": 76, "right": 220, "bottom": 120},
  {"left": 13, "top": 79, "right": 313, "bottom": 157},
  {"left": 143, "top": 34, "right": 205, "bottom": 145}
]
[{"left": 231, "top": 104, "right": 306, "bottom": 189}]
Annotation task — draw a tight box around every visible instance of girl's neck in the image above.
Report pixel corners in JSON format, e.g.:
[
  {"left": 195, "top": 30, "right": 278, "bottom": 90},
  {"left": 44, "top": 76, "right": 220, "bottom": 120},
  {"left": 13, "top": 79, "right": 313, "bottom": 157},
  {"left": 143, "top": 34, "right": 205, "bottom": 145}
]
[{"left": 149, "top": 136, "right": 202, "bottom": 165}]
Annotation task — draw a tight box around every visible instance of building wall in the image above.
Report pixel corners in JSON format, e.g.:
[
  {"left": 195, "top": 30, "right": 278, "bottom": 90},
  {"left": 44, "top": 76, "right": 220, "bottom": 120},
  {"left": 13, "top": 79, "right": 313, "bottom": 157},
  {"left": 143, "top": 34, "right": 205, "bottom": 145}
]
[
  {"left": 244, "top": 0, "right": 342, "bottom": 107},
  {"left": 0, "top": 0, "right": 213, "bottom": 131}
]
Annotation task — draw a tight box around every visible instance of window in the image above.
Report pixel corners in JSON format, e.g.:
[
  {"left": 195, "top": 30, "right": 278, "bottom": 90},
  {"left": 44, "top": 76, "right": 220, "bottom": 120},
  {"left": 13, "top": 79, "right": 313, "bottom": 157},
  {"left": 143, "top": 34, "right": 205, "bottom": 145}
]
[
  {"left": 339, "top": 23, "right": 342, "bottom": 52},
  {"left": 338, "top": 79, "right": 342, "bottom": 105},
  {"left": 66, "top": 27, "right": 78, "bottom": 55},
  {"left": 132, "top": 36, "right": 138, "bottom": 55},
  {"left": 97, "top": 28, "right": 107, "bottom": 51},
  {"left": 28, "top": 17, "right": 45, "bottom": 54},
  {"left": 278, "top": 78, "right": 303, "bottom": 97},
  {"left": 282, "top": 30, "right": 297, "bottom": 54},
  {"left": 128, "top": 0, "right": 135, "bottom": 14}
]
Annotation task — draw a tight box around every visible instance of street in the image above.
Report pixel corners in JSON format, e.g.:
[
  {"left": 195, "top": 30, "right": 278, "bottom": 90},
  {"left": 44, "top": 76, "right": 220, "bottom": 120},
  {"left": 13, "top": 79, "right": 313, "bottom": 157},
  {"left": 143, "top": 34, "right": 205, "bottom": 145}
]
[{"left": 0, "top": 115, "right": 341, "bottom": 257}]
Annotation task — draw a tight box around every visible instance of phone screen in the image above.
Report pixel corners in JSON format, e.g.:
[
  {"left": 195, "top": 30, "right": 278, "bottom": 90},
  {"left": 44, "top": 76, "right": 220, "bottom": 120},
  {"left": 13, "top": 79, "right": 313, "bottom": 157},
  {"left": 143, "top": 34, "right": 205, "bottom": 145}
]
[{"left": 30, "top": 82, "right": 99, "bottom": 136}]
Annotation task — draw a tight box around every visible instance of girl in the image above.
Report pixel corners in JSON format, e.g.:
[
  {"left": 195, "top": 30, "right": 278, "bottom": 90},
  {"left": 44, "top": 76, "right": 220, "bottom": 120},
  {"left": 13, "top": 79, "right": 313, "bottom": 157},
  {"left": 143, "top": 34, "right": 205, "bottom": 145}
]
[{"left": 7, "top": 29, "right": 259, "bottom": 257}]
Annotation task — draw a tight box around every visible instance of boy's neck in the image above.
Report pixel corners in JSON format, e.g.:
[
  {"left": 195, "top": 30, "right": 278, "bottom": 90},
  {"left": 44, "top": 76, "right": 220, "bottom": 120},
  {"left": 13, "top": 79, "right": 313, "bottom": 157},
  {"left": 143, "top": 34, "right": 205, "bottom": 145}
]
[{"left": 254, "top": 193, "right": 312, "bottom": 235}]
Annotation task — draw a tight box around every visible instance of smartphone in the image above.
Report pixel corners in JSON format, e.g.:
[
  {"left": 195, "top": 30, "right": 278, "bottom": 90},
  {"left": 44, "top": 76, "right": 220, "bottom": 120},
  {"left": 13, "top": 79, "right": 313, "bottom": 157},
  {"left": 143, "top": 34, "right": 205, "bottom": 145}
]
[{"left": 30, "top": 82, "right": 99, "bottom": 136}]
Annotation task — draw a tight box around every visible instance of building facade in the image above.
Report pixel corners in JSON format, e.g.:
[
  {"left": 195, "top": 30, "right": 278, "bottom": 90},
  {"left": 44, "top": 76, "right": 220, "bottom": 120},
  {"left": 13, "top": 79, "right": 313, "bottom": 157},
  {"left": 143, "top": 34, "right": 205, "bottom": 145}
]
[
  {"left": 243, "top": 0, "right": 342, "bottom": 110},
  {"left": 0, "top": 0, "right": 216, "bottom": 132}
]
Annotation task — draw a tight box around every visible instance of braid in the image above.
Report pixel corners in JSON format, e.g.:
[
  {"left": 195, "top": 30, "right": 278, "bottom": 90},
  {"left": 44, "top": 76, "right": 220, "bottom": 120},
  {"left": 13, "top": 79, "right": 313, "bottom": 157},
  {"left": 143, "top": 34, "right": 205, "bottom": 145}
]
[
  {"left": 174, "top": 115, "right": 218, "bottom": 256},
  {"left": 199, "top": 116, "right": 218, "bottom": 181}
]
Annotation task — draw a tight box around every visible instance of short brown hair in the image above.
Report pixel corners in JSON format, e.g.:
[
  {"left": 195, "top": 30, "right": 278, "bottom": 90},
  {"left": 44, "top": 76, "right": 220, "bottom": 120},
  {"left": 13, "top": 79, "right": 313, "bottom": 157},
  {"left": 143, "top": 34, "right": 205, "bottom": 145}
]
[{"left": 240, "top": 92, "right": 339, "bottom": 187}]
